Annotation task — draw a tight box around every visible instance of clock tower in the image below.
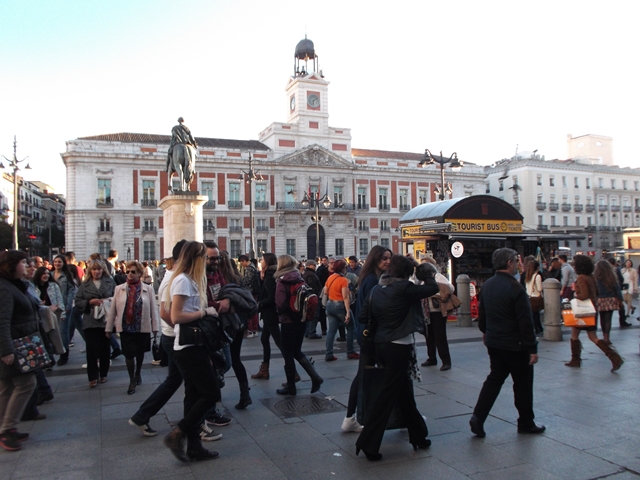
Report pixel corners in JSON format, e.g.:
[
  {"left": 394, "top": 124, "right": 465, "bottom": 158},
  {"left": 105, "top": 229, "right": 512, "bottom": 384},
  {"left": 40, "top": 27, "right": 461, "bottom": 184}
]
[{"left": 259, "top": 37, "right": 351, "bottom": 157}]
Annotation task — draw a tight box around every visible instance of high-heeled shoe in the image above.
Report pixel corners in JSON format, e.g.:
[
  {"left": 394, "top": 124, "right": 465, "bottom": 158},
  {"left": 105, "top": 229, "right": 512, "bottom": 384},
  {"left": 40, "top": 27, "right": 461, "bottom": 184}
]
[
  {"left": 127, "top": 383, "right": 136, "bottom": 395},
  {"left": 135, "top": 375, "right": 142, "bottom": 386},
  {"left": 411, "top": 439, "right": 431, "bottom": 451},
  {"left": 355, "top": 447, "right": 382, "bottom": 461}
]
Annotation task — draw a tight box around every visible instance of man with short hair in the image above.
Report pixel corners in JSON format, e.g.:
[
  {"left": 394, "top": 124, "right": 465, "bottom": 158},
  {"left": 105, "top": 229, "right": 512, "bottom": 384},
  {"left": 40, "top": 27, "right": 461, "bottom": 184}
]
[
  {"left": 33, "top": 256, "right": 44, "bottom": 268},
  {"left": 470, "top": 248, "right": 545, "bottom": 438},
  {"left": 347, "top": 256, "right": 362, "bottom": 277},
  {"left": 558, "top": 254, "right": 575, "bottom": 300},
  {"left": 303, "top": 260, "right": 322, "bottom": 339}
]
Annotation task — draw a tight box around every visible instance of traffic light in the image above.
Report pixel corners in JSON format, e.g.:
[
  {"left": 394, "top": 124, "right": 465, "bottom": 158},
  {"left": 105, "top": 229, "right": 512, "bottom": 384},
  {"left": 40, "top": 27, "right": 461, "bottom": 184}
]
[
  {"left": 588, "top": 235, "right": 593, "bottom": 247},
  {"left": 29, "top": 235, "right": 37, "bottom": 240}
]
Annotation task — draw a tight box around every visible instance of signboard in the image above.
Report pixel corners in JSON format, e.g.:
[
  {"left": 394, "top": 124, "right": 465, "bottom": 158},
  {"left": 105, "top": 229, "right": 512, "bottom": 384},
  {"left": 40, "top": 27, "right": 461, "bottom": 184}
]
[
  {"left": 445, "top": 218, "right": 522, "bottom": 234},
  {"left": 413, "top": 240, "right": 426, "bottom": 256},
  {"left": 451, "top": 241, "right": 464, "bottom": 258}
]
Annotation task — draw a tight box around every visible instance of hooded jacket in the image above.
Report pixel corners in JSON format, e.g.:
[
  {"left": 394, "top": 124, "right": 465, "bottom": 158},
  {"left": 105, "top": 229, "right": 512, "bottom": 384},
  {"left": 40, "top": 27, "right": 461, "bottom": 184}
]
[{"left": 275, "top": 269, "right": 303, "bottom": 324}]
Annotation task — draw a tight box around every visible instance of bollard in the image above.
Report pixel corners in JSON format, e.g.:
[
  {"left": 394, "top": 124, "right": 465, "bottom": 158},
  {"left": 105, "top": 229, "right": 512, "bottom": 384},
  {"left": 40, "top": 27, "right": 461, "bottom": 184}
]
[
  {"left": 456, "top": 274, "right": 472, "bottom": 327},
  {"left": 542, "top": 278, "right": 563, "bottom": 341}
]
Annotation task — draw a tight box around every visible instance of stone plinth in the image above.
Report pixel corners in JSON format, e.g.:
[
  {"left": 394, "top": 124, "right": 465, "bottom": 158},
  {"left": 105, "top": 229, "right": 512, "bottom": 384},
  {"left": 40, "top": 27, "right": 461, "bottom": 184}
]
[
  {"left": 159, "top": 193, "right": 208, "bottom": 255},
  {"left": 456, "top": 274, "right": 472, "bottom": 327},
  {"left": 542, "top": 278, "right": 563, "bottom": 341}
]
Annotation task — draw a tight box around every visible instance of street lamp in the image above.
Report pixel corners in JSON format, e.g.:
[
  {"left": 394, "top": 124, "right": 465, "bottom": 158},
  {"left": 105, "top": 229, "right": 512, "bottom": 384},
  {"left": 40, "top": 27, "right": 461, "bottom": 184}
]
[
  {"left": 301, "top": 188, "right": 332, "bottom": 259},
  {"left": 1, "top": 136, "right": 32, "bottom": 250},
  {"left": 418, "top": 149, "right": 463, "bottom": 201},
  {"left": 238, "top": 153, "right": 263, "bottom": 259}
]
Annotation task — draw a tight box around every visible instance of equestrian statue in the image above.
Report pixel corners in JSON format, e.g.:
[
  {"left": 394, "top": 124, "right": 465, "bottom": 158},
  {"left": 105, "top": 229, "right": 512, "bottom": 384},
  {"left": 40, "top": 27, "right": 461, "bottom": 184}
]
[{"left": 166, "top": 117, "right": 197, "bottom": 192}]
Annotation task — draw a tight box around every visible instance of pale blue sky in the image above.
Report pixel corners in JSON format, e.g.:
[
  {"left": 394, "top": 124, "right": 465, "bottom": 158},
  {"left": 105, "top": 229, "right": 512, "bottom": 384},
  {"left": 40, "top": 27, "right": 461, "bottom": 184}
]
[{"left": 1, "top": 0, "right": 637, "bottom": 194}]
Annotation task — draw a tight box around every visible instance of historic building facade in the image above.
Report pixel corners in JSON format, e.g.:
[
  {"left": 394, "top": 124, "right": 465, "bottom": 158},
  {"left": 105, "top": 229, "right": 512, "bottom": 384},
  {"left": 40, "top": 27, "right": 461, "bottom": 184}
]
[{"left": 62, "top": 38, "right": 486, "bottom": 261}]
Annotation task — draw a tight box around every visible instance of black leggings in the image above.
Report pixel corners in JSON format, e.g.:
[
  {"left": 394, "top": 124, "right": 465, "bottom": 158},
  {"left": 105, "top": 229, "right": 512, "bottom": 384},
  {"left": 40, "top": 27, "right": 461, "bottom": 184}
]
[
  {"left": 600, "top": 310, "right": 613, "bottom": 336},
  {"left": 260, "top": 322, "right": 283, "bottom": 364},
  {"left": 230, "top": 328, "right": 249, "bottom": 385}
]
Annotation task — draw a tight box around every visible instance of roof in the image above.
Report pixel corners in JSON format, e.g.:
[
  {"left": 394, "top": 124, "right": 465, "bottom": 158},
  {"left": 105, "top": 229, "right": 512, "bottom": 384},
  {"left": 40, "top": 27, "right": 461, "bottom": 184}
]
[
  {"left": 400, "top": 197, "right": 465, "bottom": 222},
  {"left": 351, "top": 148, "right": 424, "bottom": 161},
  {"left": 77, "top": 133, "right": 270, "bottom": 151},
  {"left": 400, "top": 195, "right": 523, "bottom": 223}
]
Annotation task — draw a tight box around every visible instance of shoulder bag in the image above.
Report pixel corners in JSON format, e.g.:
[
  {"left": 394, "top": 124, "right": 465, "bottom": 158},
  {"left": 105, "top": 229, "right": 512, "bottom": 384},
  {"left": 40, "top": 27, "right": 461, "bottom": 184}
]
[
  {"left": 570, "top": 298, "right": 596, "bottom": 317},
  {"left": 12, "top": 332, "right": 52, "bottom": 373}
]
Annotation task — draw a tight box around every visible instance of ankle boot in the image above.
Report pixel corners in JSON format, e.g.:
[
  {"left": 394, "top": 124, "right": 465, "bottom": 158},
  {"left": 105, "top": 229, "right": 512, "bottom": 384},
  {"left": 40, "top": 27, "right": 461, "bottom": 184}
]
[
  {"left": 596, "top": 339, "right": 624, "bottom": 372},
  {"left": 235, "top": 382, "right": 252, "bottom": 409},
  {"left": 565, "top": 339, "right": 582, "bottom": 368},
  {"left": 281, "top": 372, "right": 301, "bottom": 387},
  {"left": 299, "top": 355, "right": 324, "bottom": 393},
  {"left": 163, "top": 427, "right": 188, "bottom": 462},
  {"left": 251, "top": 362, "right": 269, "bottom": 380}
]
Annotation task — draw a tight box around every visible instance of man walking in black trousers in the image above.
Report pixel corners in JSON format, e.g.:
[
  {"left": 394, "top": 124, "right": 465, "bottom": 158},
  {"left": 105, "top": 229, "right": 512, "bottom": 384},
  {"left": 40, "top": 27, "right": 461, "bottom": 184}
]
[{"left": 470, "top": 248, "right": 545, "bottom": 438}]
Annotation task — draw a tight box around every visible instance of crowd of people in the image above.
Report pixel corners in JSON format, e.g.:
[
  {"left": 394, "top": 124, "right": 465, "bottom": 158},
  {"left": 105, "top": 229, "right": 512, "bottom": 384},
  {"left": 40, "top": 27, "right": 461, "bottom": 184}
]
[{"left": 0, "top": 243, "right": 637, "bottom": 461}]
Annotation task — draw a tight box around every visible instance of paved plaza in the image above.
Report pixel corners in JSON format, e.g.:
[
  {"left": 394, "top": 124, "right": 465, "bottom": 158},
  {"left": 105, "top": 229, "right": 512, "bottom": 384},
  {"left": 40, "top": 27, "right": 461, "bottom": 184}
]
[{"left": 1, "top": 319, "right": 639, "bottom": 479}]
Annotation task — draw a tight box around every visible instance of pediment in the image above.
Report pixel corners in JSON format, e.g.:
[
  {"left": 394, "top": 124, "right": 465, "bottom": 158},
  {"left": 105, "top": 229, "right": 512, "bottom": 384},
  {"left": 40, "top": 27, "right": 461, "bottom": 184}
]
[{"left": 275, "top": 145, "right": 354, "bottom": 169}]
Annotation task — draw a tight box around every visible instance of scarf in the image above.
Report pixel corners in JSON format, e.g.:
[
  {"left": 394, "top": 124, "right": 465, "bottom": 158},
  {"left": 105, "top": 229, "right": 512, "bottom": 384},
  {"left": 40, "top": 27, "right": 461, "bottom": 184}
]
[{"left": 124, "top": 279, "right": 143, "bottom": 327}]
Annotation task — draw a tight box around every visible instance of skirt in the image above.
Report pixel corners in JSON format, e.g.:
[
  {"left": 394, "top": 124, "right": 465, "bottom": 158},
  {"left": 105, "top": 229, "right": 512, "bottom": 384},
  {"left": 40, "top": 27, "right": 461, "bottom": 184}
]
[{"left": 120, "top": 332, "right": 151, "bottom": 359}]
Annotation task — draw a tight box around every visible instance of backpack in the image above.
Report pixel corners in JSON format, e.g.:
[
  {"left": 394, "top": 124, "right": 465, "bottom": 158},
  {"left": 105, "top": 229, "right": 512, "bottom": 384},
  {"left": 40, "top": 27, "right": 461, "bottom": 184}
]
[
  {"left": 250, "top": 268, "right": 261, "bottom": 296},
  {"left": 287, "top": 280, "right": 319, "bottom": 322}
]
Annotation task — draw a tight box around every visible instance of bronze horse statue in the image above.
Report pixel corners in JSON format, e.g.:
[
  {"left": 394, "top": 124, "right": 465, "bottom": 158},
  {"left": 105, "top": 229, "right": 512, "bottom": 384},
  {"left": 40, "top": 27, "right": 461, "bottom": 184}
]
[{"left": 167, "top": 143, "right": 196, "bottom": 192}]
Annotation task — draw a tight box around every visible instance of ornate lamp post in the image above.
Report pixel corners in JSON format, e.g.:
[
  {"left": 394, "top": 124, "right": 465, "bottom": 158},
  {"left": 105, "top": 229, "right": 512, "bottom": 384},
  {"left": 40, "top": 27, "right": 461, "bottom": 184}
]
[
  {"left": 418, "top": 149, "right": 463, "bottom": 201},
  {"left": 301, "top": 188, "right": 332, "bottom": 260},
  {"left": 1, "top": 136, "right": 31, "bottom": 250},
  {"left": 238, "top": 154, "right": 263, "bottom": 258}
]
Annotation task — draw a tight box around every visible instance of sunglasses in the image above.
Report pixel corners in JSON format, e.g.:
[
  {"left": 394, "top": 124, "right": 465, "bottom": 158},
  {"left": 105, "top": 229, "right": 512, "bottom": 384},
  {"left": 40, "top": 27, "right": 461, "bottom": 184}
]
[
  {"left": 207, "top": 256, "right": 221, "bottom": 262},
  {"left": 126, "top": 270, "right": 139, "bottom": 274}
]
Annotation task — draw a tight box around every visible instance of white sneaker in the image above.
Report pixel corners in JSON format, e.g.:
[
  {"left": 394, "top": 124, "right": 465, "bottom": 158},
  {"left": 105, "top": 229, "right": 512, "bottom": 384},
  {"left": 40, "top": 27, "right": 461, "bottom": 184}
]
[
  {"left": 341, "top": 415, "right": 364, "bottom": 433},
  {"left": 199, "top": 423, "right": 222, "bottom": 441},
  {"left": 82, "top": 364, "right": 87, "bottom": 369},
  {"left": 151, "top": 360, "right": 162, "bottom": 365}
]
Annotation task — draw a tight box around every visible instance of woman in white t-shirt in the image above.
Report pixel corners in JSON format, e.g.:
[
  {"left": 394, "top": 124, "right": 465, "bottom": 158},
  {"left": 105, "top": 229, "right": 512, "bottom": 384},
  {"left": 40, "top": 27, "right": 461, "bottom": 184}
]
[
  {"left": 620, "top": 259, "right": 638, "bottom": 316},
  {"left": 162, "top": 241, "right": 220, "bottom": 463}
]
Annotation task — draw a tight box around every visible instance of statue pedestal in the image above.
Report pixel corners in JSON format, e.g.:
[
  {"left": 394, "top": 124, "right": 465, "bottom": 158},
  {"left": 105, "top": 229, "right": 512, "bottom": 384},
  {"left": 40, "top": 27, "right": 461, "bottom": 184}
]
[{"left": 159, "top": 193, "right": 208, "bottom": 256}]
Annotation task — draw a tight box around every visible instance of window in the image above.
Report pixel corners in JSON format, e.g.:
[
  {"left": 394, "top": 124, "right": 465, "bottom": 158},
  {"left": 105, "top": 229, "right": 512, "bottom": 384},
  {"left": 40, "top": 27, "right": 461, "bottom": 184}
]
[
  {"left": 333, "top": 186, "right": 343, "bottom": 206},
  {"left": 201, "top": 181, "right": 214, "bottom": 202},
  {"left": 143, "top": 219, "right": 155, "bottom": 232},
  {"left": 230, "top": 218, "right": 241, "bottom": 229},
  {"left": 286, "top": 239, "right": 296, "bottom": 256},
  {"left": 635, "top": 181, "right": 639, "bottom": 191},
  {"left": 143, "top": 241, "right": 155, "bottom": 260},
  {"left": 379, "top": 238, "right": 389, "bottom": 249},
  {"left": 285, "top": 184, "right": 296, "bottom": 203},
  {"left": 97, "top": 179, "right": 111, "bottom": 204},
  {"left": 550, "top": 194, "right": 556, "bottom": 203},
  {"left": 562, "top": 176, "right": 567, "bottom": 187},
  {"left": 549, "top": 176, "right": 555, "bottom": 187},
  {"left": 499, "top": 180, "right": 504, "bottom": 192},
  {"left": 587, "top": 216, "right": 592, "bottom": 226},
  {"left": 229, "top": 183, "right": 241, "bottom": 202},
  {"left": 399, "top": 189, "right": 408, "bottom": 208},
  {"left": 576, "top": 216, "right": 581, "bottom": 226},
  {"left": 256, "top": 218, "right": 267, "bottom": 230},
  {"left": 485, "top": 183, "right": 490, "bottom": 194},
  {"left": 551, "top": 215, "right": 556, "bottom": 226},
  {"left": 418, "top": 189, "right": 428, "bottom": 205},
  {"left": 99, "top": 241, "right": 111, "bottom": 258},
  {"left": 586, "top": 178, "right": 591, "bottom": 189},
  {"left": 99, "top": 218, "right": 111, "bottom": 232},
  {"left": 574, "top": 177, "right": 579, "bottom": 188},
  {"left": 380, "top": 220, "right": 389, "bottom": 231},
  {"left": 611, "top": 179, "right": 616, "bottom": 189},
  {"left": 142, "top": 180, "right": 155, "bottom": 201},
  {"left": 357, "top": 187, "right": 367, "bottom": 208},
  {"left": 256, "top": 239, "right": 267, "bottom": 256},
  {"left": 536, "top": 174, "right": 542, "bottom": 186},
  {"left": 563, "top": 216, "right": 569, "bottom": 226},
  {"left": 230, "top": 240, "right": 242, "bottom": 258},
  {"left": 623, "top": 180, "right": 628, "bottom": 190},
  {"left": 358, "top": 220, "right": 368, "bottom": 231},
  {"left": 255, "top": 184, "right": 266, "bottom": 202},
  {"left": 335, "top": 238, "right": 344, "bottom": 257},
  {"left": 379, "top": 188, "right": 388, "bottom": 208},
  {"left": 359, "top": 238, "right": 369, "bottom": 257},
  {"left": 598, "top": 178, "right": 603, "bottom": 188}
]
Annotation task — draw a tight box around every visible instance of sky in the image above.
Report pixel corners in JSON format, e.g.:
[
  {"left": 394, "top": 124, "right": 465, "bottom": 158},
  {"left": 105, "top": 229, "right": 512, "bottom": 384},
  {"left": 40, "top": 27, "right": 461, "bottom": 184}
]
[{"left": 1, "top": 0, "right": 638, "bottom": 195}]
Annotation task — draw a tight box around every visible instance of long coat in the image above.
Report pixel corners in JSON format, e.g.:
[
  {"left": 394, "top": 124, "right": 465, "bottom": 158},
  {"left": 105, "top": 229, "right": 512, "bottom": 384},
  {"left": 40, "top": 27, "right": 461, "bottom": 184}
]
[
  {"left": 74, "top": 276, "right": 116, "bottom": 330},
  {"left": 105, "top": 282, "right": 159, "bottom": 333}
]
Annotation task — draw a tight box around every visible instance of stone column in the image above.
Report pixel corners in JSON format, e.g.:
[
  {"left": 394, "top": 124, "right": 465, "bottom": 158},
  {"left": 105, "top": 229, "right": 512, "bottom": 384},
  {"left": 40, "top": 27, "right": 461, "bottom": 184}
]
[
  {"left": 542, "top": 278, "right": 562, "bottom": 341},
  {"left": 456, "top": 274, "right": 472, "bottom": 327},
  {"left": 158, "top": 193, "right": 208, "bottom": 255}
]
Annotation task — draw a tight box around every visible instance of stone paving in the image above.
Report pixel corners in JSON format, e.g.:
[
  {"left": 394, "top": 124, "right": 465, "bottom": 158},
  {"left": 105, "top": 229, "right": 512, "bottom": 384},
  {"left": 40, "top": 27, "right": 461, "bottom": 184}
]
[{"left": 1, "top": 318, "right": 640, "bottom": 479}]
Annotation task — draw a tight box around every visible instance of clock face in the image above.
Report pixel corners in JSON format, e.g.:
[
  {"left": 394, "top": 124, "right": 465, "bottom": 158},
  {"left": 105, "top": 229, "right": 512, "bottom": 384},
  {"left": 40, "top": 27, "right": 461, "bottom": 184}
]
[
  {"left": 290, "top": 95, "right": 295, "bottom": 112},
  {"left": 307, "top": 94, "right": 320, "bottom": 108}
]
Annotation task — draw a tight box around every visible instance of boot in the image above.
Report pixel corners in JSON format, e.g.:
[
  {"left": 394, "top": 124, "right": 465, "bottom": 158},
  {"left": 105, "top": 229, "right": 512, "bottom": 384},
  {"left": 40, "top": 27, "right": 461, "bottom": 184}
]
[
  {"left": 57, "top": 351, "right": 69, "bottom": 366},
  {"left": 565, "top": 339, "right": 582, "bottom": 368},
  {"left": 235, "top": 382, "right": 252, "bottom": 409},
  {"left": 299, "top": 355, "right": 324, "bottom": 393},
  {"left": 596, "top": 339, "right": 624, "bottom": 372},
  {"left": 163, "top": 427, "right": 188, "bottom": 462},
  {"left": 281, "top": 371, "right": 300, "bottom": 387},
  {"left": 251, "top": 362, "right": 269, "bottom": 380},
  {"left": 277, "top": 364, "right": 297, "bottom": 395}
]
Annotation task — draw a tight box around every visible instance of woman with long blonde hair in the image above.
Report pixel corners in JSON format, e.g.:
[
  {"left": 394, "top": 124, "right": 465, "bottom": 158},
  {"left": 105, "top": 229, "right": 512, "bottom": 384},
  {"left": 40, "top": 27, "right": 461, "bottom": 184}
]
[{"left": 162, "top": 241, "right": 220, "bottom": 463}]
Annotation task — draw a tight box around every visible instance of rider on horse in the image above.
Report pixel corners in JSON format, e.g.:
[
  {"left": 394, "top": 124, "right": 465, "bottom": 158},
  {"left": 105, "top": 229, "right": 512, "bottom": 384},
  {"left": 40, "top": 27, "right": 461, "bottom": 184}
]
[{"left": 167, "top": 117, "right": 197, "bottom": 191}]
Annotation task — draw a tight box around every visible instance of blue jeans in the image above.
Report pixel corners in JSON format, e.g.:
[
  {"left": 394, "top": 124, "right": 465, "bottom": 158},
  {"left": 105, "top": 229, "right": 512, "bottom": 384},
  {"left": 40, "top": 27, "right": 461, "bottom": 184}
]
[
  {"left": 325, "top": 300, "right": 355, "bottom": 358},
  {"left": 131, "top": 334, "right": 183, "bottom": 425},
  {"left": 70, "top": 305, "right": 85, "bottom": 342}
]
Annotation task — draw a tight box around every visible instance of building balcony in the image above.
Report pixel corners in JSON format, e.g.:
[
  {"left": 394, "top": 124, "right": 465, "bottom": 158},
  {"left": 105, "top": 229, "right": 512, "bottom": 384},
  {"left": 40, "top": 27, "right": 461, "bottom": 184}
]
[
  {"left": 378, "top": 203, "right": 390, "bottom": 211},
  {"left": 623, "top": 205, "right": 632, "bottom": 212},
  {"left": 203, "top": 225, "right": 216, "bottom": 232},
  {"left": 573, "top": 204, "right": 583, "bottom": 212},
  {"left": 537, "top": 224, "right": 549, "bottom": 231},
  {"left": 203, "top": 200, "right": 216, "bottom": 209},
  {"left": 536, "top": 202, "right": 547, "bottom": 210},
  {"left": 357, "top": 203, "right": 369, "bottom": 211},
  {"left": 561, "top": 203, "right": 572, "bottom": 212},
  {"left": 586, "top": 205, "right": 596, "bottom": 212},
  {"left": 254, "top": 201, "right": 269, "bottom": 209},
  {"left": 97, "top": 198, "right": 114, "bottom": 208},
  {"left": 598, "top": 205, "right": 609, "bottom": 212},
  {"left": 549, "top": 202, "right": 559, "bottom": 211},
  {"left": 635, "top": 206, "right": 640, "bottom": 213},
  {"left": 380, "top": 226, "right": 391, "bottom": 232},
  {"left": 399, "top": 204, "right": 411, "bottom": 212},
  {"left": 256, "top": 225, "right": 269, "bottom": 232},
  {"left": 610, "top": 205, "right": 620, "bottom": 212},
  {"left": 228, "top": 201, "right": 243, "bottom": 209},
  {"left": 97, "top": 227, "right": 113, "bottom": 234},
  {"left": 229, "top": 226, "right": 243, "bottom": 233},
  {"left": 276, "top": 202, "right": 308, "bottom": 211},
  {"left": 20, "top": 210, "right": 32, "bottom": 218},
  {"left": 141, "top": 198, "right": 157, "bottom": 207},
  {"left": 330, "top": 203, "right": 356, "bottom": 211},
  {"left": 358, "top": 226, "right": 369, "bottom": 232},
  {"left": 142, "top": 226, "right": 157, "bottom": 232}
]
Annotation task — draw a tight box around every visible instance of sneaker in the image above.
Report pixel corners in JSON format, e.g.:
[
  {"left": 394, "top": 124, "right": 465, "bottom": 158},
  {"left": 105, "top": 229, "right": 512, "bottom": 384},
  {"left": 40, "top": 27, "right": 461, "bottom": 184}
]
[
  {"left": 129, "top": 418, "right": 158, "bottom": 437},
  {"left": 69, "top": 340, "right": 75, "bottom": 347},
  {"left": 347, "top": 352, "right": 360, "bottom": 360},
  {"left": 325, "top": 355, "right": 338, "bottom": 362},
  {"left": 341, "top": 415, "right": 364, "bottom": 433},
  {"left": 187, "top": 444, "right": 220, "bottom": 461},
  {"left": 199, "top": 423, "right": 222, "bottom": 441},
  {"left": 336, "top": 337, "right": 346, "bottom": 342},
  {"left": 0, "top": 430, "right": 21, "bottom": 451},
  {"left": 206, "top": 412, "right": 232, "bottom": 427},
  {"left": 151, "top": 359, "right": 162, "bottom": 365},
  {"left": 308, "top": 333, "right": 322, "bottom": 339},
  {"left": 82, "top": 364, "right": 87, "bottom": 369},
  {"left": 80, "top": 349, "right": 87, "bottom": 353}
]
